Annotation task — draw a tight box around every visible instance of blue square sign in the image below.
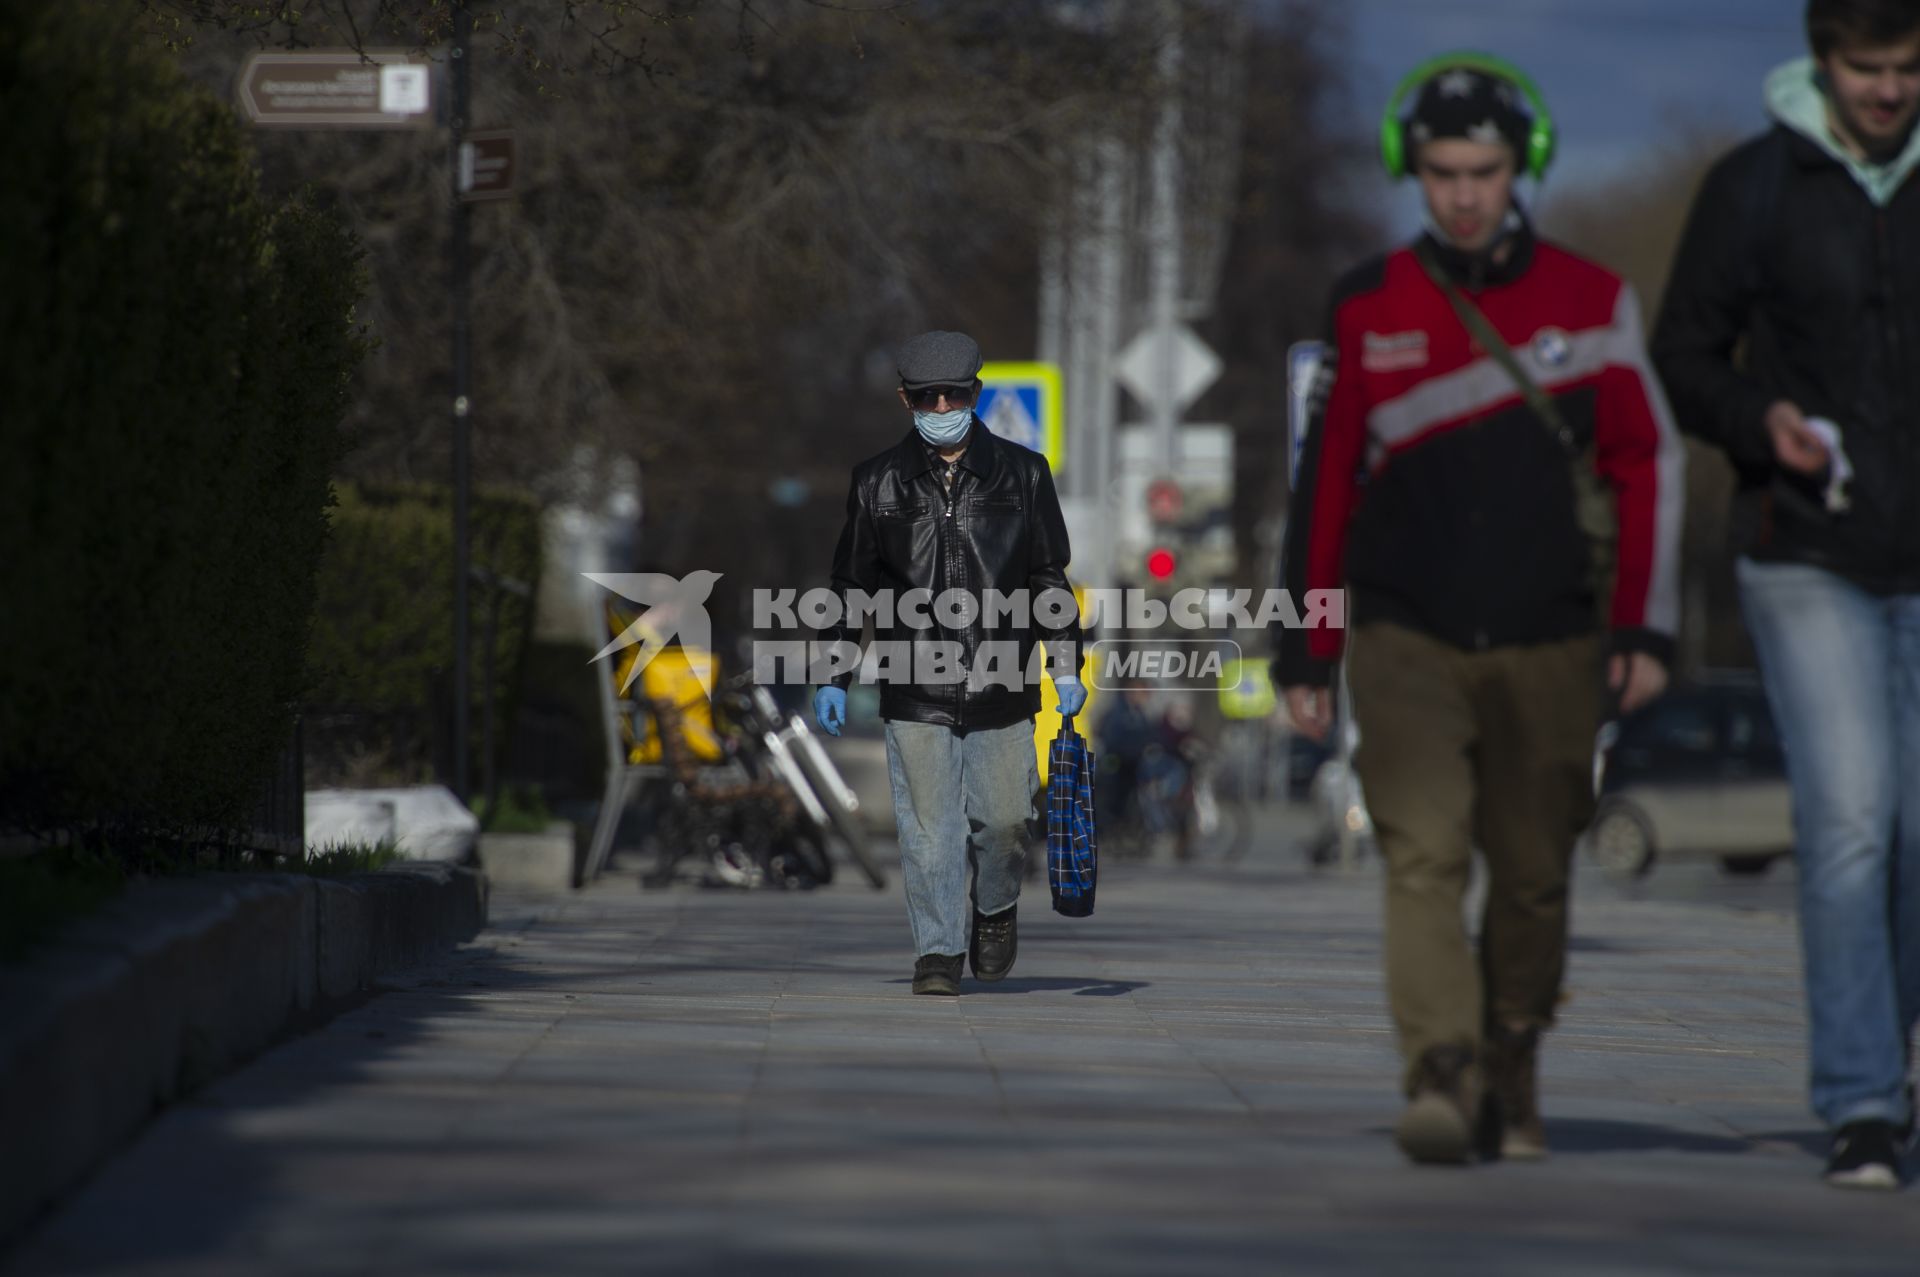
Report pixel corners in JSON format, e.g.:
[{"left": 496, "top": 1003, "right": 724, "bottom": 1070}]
[{"left": 975, "top": 362, "right": 1064, "bottom": 472}]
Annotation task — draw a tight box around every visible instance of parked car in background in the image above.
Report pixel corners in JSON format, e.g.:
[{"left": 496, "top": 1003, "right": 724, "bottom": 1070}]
[{"left": 1585, "top": 673, "right": 1793, "bottom": 879}]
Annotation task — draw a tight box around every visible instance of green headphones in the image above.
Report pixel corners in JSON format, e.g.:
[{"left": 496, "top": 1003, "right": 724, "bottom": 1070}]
[{"left": 1379, "top": 50, "right": 1556, "bottom": 181}]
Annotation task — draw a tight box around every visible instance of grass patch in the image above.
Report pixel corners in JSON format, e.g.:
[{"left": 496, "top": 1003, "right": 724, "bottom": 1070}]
[
  {"left": 297, "top": 839, "right": 404, "bottom": 877},
  {"left": 0, "top": 851, "right": 128, "bottom": 964}
]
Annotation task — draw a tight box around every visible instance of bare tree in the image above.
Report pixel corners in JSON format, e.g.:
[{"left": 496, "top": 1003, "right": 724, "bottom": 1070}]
[
  {"left": 1206, "top": 2, "right": 1381, "bottom": 585},
  {"left": 151, "top": 2, "right": 1376, "bottom": 635},
  {"left": 138, "top": 0, "right": 913, "bottom": 82},
  {"left": 156, "top": 3, "right": 1182, "bottom": 611}
]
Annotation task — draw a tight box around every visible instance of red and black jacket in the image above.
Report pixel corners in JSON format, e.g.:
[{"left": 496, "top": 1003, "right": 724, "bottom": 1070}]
[{"left": 1273, "top": 221, "right": 1686, "bottom": 689}]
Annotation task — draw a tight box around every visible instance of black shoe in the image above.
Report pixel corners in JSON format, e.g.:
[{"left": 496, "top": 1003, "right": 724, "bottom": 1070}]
[
  {"left": 1826, "top": 1120, "right": 1904, "bottom": 1190},
  {"left": 911, "top": 954, "right": 965, "bottom": 996},
  {"left": 1486, "top": 1023, "right": 1546, "bottom": 1160},
  {"left": 969, "top": 905, "right": 1018, "bottom": 982}
]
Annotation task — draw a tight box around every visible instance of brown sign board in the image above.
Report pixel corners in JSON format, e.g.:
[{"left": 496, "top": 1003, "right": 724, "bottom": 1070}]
[
  {"left": 238, "top": 50, "right": 435, "bottom": 129},
  {"left": 460, "top": 131, "right": 516, "bottom": 201}
]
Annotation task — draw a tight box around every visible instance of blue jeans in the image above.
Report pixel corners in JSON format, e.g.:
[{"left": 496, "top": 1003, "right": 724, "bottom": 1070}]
[
  {"left": 883, "top": 717, "right": 1039, "bottom": 958},
  {"left": 1737, "top": 558, "right": 1920, "bottom": 1129}
]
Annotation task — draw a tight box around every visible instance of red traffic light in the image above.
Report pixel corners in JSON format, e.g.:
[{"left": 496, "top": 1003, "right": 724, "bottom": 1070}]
[
  {"left": 1147, "top": 478, "right": 1183, "bottom": 524},
  {"left": 1146, "top": 547, "right": 1178, "bottom": 581}
]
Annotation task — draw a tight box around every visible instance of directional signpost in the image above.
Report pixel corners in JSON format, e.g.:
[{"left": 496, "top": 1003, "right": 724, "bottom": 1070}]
[
  {"left": 459, "top": 130, "right": 516, "bottom": 202},
  {"left": 237, "top": 50, "right": 436, "bottom": 129},
  {"left": 975, "top": 362, "right": 1065, "bottom": 473}
]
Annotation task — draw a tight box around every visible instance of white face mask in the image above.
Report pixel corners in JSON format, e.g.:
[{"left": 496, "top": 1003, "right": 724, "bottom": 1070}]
[{"left": 913, "top": 406, "right": 972, "bottom": 446}]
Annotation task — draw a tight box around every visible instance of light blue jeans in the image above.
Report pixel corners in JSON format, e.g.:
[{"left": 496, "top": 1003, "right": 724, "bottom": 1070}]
[
  {"left": 883, "top": 717, "right": 1039, "bottom": 958},
  {"left": 1737, "top": 557, "right": 1920, "bottom": 1129}
]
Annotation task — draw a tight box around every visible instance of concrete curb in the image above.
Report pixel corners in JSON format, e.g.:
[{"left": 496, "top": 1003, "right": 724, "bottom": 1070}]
[{"left": 0, "top": 864, "right": 487, "bottom": 1243}]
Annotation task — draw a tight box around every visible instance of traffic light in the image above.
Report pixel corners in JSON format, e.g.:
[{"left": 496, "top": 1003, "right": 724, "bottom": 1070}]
[
  {"left": 1146, "top": 546, "right": 1178, "bottom": 581},
  {"left": 1146, "top": 479, "right": 1183, "bottom": 526}
]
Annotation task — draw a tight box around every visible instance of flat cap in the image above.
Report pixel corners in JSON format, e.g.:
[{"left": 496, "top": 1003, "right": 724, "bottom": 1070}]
[{"left": 896, "top": 330, "right": 984, "bottom": 390}]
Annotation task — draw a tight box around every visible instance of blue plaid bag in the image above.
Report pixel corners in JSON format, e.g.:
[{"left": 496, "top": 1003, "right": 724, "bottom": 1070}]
[{"left": 1047, "top": 714, "right": 1098, "bottom": 918}]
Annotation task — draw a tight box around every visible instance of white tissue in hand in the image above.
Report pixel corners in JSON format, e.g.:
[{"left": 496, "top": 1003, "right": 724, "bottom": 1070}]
[{"left": 1802, "top": 417, "right": 1853, "bottom": 513}]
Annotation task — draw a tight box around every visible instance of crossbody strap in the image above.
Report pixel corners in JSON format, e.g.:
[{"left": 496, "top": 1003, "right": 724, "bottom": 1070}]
[
  {"left": 1408, "top": 238, "right": 1619, "bottom": 602},
  {"left": 1411, "top": 239, "right": 1577, "bottom": 452}
]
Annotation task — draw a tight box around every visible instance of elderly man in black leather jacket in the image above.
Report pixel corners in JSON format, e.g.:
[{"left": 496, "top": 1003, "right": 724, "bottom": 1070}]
[{"left": 814, "top": 330, "right": 1084, "bottom": 996}]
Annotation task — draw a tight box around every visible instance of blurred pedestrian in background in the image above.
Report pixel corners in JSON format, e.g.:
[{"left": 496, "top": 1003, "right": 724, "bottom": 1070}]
[{"left": 1095, "top": 683, "right": 1158, "bottom": 844}]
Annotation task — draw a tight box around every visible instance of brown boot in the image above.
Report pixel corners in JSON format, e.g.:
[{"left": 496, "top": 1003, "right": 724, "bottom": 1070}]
[
  {"left": 1395, "top": 1044, "right": 1492, "bottom": 1165},
  {"left": 1487, "top": 1023, "right": 1547, "bottom": 1160}
]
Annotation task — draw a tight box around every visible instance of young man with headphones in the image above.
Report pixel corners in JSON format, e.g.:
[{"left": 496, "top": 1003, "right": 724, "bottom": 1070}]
[
  {"left": 1274, "top": 54, "right": 1685, "bottom": 1165},
  {"left": 1655, "top": 0, "right": 1920, "bottom": 1191}
]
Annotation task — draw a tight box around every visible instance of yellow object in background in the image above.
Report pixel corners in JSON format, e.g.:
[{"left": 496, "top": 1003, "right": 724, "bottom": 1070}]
[
  {"left": 1218, "top": 657, "right": 1277, "bottom": 721},
  {"left": 1035, "top": 585, "right": 1095, "bottom": 781},
  {"left": 604, "top": 600, "right": 724, "bottom": 764}
]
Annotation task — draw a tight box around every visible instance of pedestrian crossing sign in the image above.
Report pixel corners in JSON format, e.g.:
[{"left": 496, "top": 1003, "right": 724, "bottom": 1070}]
[
  {"left": 1218, "top": 658, "right": 1276, "bottom": 721},
  {"left": 976, "top": 362, "right": 1064, "bottom": 473}
]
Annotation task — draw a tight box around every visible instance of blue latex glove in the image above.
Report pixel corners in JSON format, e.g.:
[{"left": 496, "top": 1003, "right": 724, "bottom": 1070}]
[
  {"left": 814, "top": 685, "right": 847, "bottom": 737},
  {"left": 1055, "top": 675, "right": 1087, "bottom": 718}
]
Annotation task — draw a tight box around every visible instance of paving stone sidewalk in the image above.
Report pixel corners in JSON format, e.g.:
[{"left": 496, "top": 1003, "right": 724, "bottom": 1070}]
[{"left": 8, "top": 811, "right": 1917, "bottom": 1276}]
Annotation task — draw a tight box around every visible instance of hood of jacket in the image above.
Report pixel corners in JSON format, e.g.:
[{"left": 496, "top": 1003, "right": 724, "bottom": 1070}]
[{"left": 1766, "top": 56, "right": 1920, "bottom": 206}]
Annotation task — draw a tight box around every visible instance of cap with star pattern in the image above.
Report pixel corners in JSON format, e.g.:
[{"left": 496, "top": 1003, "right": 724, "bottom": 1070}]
[{"left": 1405, "top": 66, "right": 1534, "bottom": 165}]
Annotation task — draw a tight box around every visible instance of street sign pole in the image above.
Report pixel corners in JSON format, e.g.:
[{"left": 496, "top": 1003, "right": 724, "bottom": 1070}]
[
  {"left": 235, "top": 35, "right": 503, "bottom": 806},
  {"left": 450, "top": 2, "right": 473, "bottom": 802},
  {"left": 1149, "top": 2, "right": 1182, "bottom": 478}
]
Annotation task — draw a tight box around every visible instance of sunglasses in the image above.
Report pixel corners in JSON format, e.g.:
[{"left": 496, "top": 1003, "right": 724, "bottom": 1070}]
[{"left": 905, "top": 383, "right": 977, "bottom": 409}]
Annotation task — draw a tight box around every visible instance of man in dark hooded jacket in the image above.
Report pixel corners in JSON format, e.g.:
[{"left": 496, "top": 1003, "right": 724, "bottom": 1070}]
[{"left": 1654, "top": 0, "right": 1920, "bottom": 1191}]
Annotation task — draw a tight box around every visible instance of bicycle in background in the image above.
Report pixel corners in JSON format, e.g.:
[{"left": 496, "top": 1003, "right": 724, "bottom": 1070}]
[{"left": 638, "top": 672, "right": 887, "bottom": 892}]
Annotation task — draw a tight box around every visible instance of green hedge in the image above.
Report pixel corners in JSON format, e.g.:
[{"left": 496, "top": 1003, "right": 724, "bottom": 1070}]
[
  {"left": 0, "top": 2, "right": 366, "bottom": 844},
  {"left": 305, "top": 483, "right": 544, "bottom": 787}
]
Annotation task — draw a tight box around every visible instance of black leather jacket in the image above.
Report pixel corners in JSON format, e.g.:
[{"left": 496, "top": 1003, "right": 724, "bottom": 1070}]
[{"left": 827, "top": 419, "right": 1081, "bottom": 729}]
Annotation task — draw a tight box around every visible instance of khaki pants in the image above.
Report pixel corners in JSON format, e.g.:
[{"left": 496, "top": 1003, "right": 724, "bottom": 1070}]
[{"left": 1345, "top": 622, "right": 1603, "bottom": 1095}]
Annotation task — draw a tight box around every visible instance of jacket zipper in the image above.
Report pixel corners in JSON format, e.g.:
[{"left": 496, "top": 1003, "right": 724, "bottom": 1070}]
[
  {"left": 938, "top": 467, "right": 963, "bottom": 725},
  {"left": 1878, "top": 211, "right": 1901, "bottom": 361},
  {"left": 1875, "top": 209, "right": 1914, "bottom": 565}
]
